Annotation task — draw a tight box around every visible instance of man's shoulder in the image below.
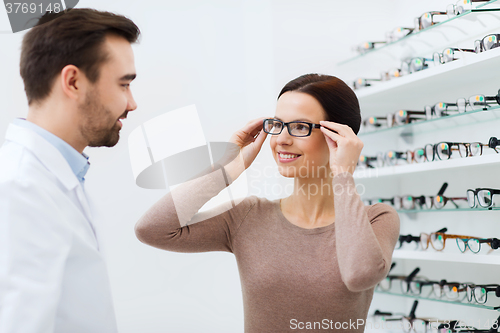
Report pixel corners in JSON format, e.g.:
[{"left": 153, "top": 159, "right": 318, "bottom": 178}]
[{"left": 0, "top": 140, "right": 58, "bottom": 190}]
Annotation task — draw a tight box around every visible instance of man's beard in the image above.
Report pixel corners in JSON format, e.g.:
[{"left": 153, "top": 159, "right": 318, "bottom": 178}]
[{"left": 78, "top": 89, "right": 123, "bottom": 148}]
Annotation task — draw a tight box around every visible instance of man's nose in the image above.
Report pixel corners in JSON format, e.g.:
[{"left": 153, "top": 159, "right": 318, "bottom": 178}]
[{"left": 127, "top": 91, "right": 138, "bottom": 112}]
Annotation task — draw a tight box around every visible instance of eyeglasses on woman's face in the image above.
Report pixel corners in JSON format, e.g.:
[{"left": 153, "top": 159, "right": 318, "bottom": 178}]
[{"left": 263, "top": 118, "right": 322, "bottom": 137}]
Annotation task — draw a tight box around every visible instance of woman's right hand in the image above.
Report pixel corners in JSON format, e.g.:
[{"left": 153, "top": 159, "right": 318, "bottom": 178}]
[{"left": 228, "top": 117, "right": 269, "bottom": 170}]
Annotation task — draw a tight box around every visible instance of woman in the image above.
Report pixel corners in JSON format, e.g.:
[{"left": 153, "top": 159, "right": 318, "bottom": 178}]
[{"left": 135, "top": 74, "right": 400, "bottom": 332}]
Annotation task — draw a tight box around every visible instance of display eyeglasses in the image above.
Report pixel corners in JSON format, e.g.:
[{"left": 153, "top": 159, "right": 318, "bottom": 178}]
[
  {"left": 466, "top": 284, "right": 500, "bottom": 304},
  {"left": 474, "top": 34, "right": 500, "bottom": 53},
  {"left": 428, "top": 232, "right": 482, "bottom": 251},
  {"left": 456, "top": 237, "right": 500, "bottom": 254},
  {"left": 380, "top": 68, "right": 402, "bottom": 81},
  {"left": 364, "top": 109, "right": 427, "bottom": 129},
  {"left": 431, "top": 279, "right": 469, "bottom": 301},
  {"left": 401, "top": 57, "right": 434, "bottom": 75},
  {"left": 359, "top": 139, "right": 495, "bottom": 169},
  {"left": 354, "top": 41, "right": 386, "bottom": 54},
  {"left": 415, "top": 11, "right": 448, "bottom": 30},
  {"left": 423, "top": 140, "right": 496, "bottom": 162},
  {"left": 383, "top": 300, "right": 450, "bottom": 333},
  {"left": 419, "top": 228, "right": 448, "bottom": 250},
  {"left": 467, "top": 188, "right": 500, "bottom": 208},
  {"left": 353, "top": 77, "right": 382, "bottom": 89},
  {"left": 446, "top": 0, "right": 490, "bottom": 18},
  {"left": 385, "top": 27, "right": 415, "bottom": 43},
  {"left": 262, "top": 119, "right": 321, "bottom": 137},
  {"left": 398, "top": 234, "right": 421, "bottom": 249},
  {"left": 423, "top": 93, "right": 500, "bottom": 120},
  {"left": 433, "top": 47, "right": 475, "bottom": 65},
  {"left": 378, "top": 267, "right": 420, "bottom": 292}
]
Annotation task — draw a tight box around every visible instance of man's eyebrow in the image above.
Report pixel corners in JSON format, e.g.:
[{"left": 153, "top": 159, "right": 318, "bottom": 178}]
[
  {"left": 274, "top": 116, "right": 313, "bottom": 122},
  {"left": 119, "top": 74, "right": 136, "bottom": 81}
]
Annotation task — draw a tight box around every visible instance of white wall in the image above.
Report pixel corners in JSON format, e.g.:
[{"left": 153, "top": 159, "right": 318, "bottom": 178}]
[{"left": 0, "top": 1, "right": 473, "bottom": 332}]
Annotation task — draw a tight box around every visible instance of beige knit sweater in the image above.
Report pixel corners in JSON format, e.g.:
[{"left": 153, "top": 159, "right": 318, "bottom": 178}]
[{"left": 135, "top": 168, "right": 400, "bottom": 332}]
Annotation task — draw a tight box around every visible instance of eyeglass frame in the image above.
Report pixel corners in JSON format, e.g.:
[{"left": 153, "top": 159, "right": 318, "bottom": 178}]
[
  {"left": 446, "top": 0, "right": 490, "bottom": 18},
  {"left": 456, "top": 237, "right": 500, "bottom": 254},
  {"left": 433, "top": 47, "right": 476, "bottom": 65},
  {"left": 474, "top": 34, "right": 500, "bottom": 53},
  {"left": 429, "top": 232, "right": 479, "bottom": 251},
  {"left": 466, "top": 284, "right": 500, "bottom": 304},
  {"left": 432, "top": 279, "right": 469, "bottom": 301},
  {"left": 467, "top": 188, "right": 500, "bottom": 208},
  {"left": 262, "top": 118, "right": 322, "bottom": 137}
]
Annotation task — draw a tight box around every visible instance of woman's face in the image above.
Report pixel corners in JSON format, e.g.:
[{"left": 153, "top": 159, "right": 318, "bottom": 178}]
[{"left": 270, "top": 91, "right": 331, "bottom": 178}]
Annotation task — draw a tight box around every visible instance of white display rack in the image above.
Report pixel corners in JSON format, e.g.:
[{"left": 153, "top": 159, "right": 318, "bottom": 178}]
[
  {"left": 354, "top": 46, "right": 500, "bottom": 115},
  {"left": 359, "top": 107, "right": 500, "bottom": 137},
  {"left": 353, "top": 153, "right": 500, "bottom": 179},
  {"left": 392, "top": 250, "right": 500, "bottom": 265}
]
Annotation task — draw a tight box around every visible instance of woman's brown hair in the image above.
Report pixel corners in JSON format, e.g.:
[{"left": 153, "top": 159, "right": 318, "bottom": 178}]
[{"left": 278, "top": 74, "right": 361, "bottom": 134}]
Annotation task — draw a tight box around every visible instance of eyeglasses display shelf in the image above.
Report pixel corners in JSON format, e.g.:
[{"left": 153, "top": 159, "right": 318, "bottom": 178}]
[
  {"left": 353, "top": 153, "right": 500, "bottom": 179},
  {"left": 353, "top": 46, "right": 500, "bottom": 115},
  {"left": 339, "top": 0, "right": 500, "bottom": 67},
  {"left": 374, "top": 291, "right": 500, "bottom": 311},
  {"left": 392, "top": 249, "right": 500, "bottom": 265},
  {"left": 358, "top": 106, "right": 500, "bottom": 137}
]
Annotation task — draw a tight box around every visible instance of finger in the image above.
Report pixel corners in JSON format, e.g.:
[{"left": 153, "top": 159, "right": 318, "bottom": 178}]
[
  {"left": 320, "top": 126, "right": 343, "bottom": 143},
  {"left": 245, "top": 117, "right": 270, "bottom": 138},
  {"left": 253, "top": 129, "right": 268, "bottom": 146},
  {"left": 319, "top": 120, "right": 355, "bottom": 137}
]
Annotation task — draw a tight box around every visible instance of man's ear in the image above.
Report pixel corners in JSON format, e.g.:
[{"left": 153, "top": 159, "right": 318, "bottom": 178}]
[{"left": 60, "top": 65, "right": 86, "bottom": 101}]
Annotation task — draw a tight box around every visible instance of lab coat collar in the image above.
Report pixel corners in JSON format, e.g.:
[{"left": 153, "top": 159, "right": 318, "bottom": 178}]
[{"left": 6, "top": 123, "right": 80, "bottom": 191}]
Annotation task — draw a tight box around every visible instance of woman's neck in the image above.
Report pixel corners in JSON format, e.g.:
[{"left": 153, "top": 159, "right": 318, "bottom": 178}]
[{"left": 281, "top": 176, "right": 336, "bottom": 228}]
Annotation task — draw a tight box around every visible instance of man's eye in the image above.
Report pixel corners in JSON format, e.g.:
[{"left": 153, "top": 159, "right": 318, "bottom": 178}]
[{"left": 122, "top": 84, "right": 130, "bottom": 88}]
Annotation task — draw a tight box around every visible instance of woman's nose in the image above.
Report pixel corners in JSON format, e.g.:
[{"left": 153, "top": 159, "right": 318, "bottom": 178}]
[{"left": 276, "top": 127, "right": 293, "bottom": 144}]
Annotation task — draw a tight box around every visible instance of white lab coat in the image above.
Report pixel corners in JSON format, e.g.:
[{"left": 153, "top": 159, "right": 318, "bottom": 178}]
[{"left": 0, "top": 123, "right": 118, "bottom": 333}]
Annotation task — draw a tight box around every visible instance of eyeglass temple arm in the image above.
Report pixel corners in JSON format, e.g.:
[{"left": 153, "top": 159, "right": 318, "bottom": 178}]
[
  {"left": 452, "top": 48, "right": 476, "bottom": 53},
  {"left": 488, "top": 137, "right": 499, "bottom": 152},
  {"left": 405, "top": 267, "right": 420, "bottom": 283},
  {"left": 374, "top": 310, "right": 393, "bottom": 316},
  {"left": 408, "top": 300, "right": 419, "bottom": 320},
  {"left": 437, "top": 182, "right": 448, "bottom": 196}
]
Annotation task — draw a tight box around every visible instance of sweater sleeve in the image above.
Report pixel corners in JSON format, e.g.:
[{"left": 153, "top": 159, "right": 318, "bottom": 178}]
[
  {"left": 134, "top": 166, "right": 256, "bottom": 253},
  {"left": 332, "top": 171, "right": 400, "bottom": 292}
]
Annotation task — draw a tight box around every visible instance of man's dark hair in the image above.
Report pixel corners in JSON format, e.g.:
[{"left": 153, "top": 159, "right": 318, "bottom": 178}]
[
  {"left": 278, "top": 74, "right": 362, "bottom": 134},
  {"left": 20, "top": 8, "right": 140, "bottom": 105}
]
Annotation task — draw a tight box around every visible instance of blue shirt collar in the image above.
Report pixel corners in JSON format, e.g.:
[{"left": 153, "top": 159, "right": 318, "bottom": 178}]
[{"left": 13, "top": 118, "right": 90, "bottom": 184}]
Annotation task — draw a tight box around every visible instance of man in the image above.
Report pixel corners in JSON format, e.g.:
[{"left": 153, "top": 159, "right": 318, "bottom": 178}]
[{"left": 0, "top": 8, "right": 140, "bottom": 332}]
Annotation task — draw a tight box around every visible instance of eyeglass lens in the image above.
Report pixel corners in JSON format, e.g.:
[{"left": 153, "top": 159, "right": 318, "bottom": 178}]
[{"left": 263, "top": 119, "right": 311, "bottom": 137}]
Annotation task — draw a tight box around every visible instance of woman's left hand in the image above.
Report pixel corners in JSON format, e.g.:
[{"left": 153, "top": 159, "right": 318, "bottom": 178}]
[{"left": 319, "top": 120, "right": 364, "bottom": 177}]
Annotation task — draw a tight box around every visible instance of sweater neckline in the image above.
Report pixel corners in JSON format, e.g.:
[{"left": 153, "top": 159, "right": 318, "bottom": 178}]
[{"left": 273, "top": 198, "right": 335, "bottom": 235}]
